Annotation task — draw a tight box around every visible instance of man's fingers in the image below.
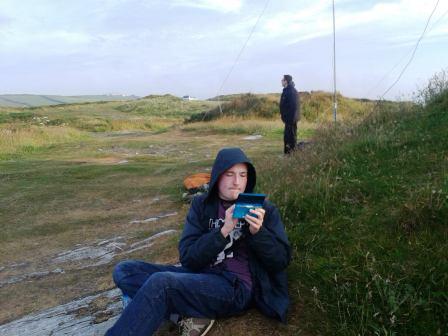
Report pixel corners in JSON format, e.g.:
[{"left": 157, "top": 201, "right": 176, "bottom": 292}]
[
  {"left": 247, "top": 220, "right": 260, "bottom": 230},
  {"left": 248, "top": 208, "right": 264, "bottom": 221},
  {"left": 225, "top": 205, "right": 236, "bottom": 220},
  {"left": 245, "top": 213, "right": 261, "bottom": 225},
  {"left": 225, "top": 204, "right": 235, "bottom": 214}
]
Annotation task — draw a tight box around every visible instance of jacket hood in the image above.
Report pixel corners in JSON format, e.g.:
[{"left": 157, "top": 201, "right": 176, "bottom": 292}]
[{"left": 207, "top": 147, "right": 256, "bottom": 201}]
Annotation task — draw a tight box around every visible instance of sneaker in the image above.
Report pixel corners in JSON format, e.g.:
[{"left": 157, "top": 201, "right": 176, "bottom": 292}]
[{"left": 179, "top": 317, "right": 215, "bottom": 336}]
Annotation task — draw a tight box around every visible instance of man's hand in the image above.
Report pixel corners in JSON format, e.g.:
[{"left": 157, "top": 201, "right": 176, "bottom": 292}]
[
  {"left": 221, "top": 205, "right": 238, "bottom": 238},
  {"left": 245, "top": 208, "right": 265, "bottom": 235}
]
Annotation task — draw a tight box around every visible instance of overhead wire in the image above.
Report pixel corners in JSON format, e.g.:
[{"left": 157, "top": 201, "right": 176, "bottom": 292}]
[
  {"left": 366, "top": 4, "right": 448, "bottom": 98},
  {"left": 379, "top": 0, "right": 440, "bottom": 99},
  {"left": 207, "top": 0, "right": 271, "bottom": 120}
]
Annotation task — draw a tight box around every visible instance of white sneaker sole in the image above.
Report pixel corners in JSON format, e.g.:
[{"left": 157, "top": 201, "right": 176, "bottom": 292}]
[{"left": 199, "top": 319, "right": 215, "bottom": 336}]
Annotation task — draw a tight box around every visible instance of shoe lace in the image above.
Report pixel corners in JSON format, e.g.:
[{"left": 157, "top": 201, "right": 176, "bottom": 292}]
[{"left": 179, "top": 318, "right": 197, "bottom": 336}]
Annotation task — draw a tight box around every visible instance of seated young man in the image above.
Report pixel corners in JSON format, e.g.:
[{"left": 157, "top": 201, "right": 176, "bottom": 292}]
[{"left": 106, "top": 147, "right": 291, "bottom": 336}]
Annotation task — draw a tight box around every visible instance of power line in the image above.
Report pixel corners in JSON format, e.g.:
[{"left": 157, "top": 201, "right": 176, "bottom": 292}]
[
  {"left": 432, "top": 7, "right": 448, "bottom": 27},
  {"left": 366, "top": 4, "right": 448, "bottom": 98},
  {"left": 366, "top": 53, "right": 411, "bottom": 98},
  {"left": 213, "top": 0, "right": 271, "bottom": 115},
  {"left": 380, "top": 0, "right": 440, "bottom": 99}
]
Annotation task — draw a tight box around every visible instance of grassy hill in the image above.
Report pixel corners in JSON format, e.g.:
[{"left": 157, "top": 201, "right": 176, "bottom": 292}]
[
  {"left": 0, "top": 94, "right": 140, "bottom": 107},
  {"left": 0, "top": 95, "right": 219, "bottom": 159},
  {"left": 189, "top": 91, "right": 384, "bottom": 123},
  {"left": 259, "top": 77, "right": 448, "bottom": 335}
]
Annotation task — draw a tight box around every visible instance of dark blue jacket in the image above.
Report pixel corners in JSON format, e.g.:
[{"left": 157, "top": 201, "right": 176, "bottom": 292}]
[
  {"left": 280, "top": 84, "right": 299, "bottom": 124},
  {"left": 179, "top": 148, "right": 291, "bottom": 322}
]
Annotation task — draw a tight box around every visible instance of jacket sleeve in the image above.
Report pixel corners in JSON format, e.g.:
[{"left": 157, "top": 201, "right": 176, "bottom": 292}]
[
  {"left": 178, "top": 196, "right": 229, "bottom": 271},
  {"left": 247, "top": 204, "right": 291, "bottom": 273}
]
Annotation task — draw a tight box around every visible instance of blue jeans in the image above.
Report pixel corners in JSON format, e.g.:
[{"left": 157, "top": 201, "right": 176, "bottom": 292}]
[{"left": 105, "top": 260, "right": 253, "bottom": 336}]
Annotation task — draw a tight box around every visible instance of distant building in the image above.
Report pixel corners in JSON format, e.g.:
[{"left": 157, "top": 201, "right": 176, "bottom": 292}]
[{"left": 182, "top": 95, "right": 198, "bottom": 101}]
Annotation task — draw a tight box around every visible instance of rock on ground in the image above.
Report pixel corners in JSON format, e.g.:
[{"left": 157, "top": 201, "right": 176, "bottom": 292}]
[{"left": 0, "top": 289, "right": 122, "bottom": 336}]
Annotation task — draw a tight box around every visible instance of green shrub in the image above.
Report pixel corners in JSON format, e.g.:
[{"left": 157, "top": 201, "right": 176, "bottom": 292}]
[
  {"left": 0, "top": 111, "right": 36, "bottom": 124},
  {"left": 417, "top": 68, "right": 448, "bottom": 107},
  {"left": 187, "top": 93, "right": 278, "bottom": 122}
]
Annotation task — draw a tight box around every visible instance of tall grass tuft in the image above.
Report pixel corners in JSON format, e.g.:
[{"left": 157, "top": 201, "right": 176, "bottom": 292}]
[
  {"left": 416, "top": 68, "right": 448, "bottom": 107},
  {"left": 70, "top": 117, "right": 173, "bottom": 132},
  {"left": 0, "top": 124, "right": 87, "bottom": 158},
  {"left": 181, "top": 116, "right": 285, "bottom": 135},
  {"left": 187, "top": 93, "right": 278, "bottom": 122},
  {"left": 258, "top": 73, "right": 448, "bottom": 335}
]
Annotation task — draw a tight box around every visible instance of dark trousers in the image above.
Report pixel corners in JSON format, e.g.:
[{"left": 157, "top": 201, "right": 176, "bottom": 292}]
[
  {"left": 106, "top": 260, "right": 253, "bottom": 336},
  {"left": 283, "top": 123, "right": 297, "bottom": 154}
]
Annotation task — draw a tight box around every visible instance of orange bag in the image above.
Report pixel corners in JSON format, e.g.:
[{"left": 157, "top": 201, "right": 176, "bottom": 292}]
[{"left": 183, "top": 173, "right": 211, "bottom": 190}]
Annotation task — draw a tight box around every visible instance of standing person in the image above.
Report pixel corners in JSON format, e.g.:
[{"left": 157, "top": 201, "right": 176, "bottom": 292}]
[
  {"left": 280, "top": 74, "right": 300, "bottom": 154},
  {"left": 106, "top": 147, "right": 291, "bottom": 336}
]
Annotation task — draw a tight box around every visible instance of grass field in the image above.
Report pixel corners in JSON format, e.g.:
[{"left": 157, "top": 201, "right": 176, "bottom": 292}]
[
  {"left": 0, "top": 94, "right": 288, "bottom": 330},
  {"left": 1, "top": 86, "right": 445, "bottom": 335}
]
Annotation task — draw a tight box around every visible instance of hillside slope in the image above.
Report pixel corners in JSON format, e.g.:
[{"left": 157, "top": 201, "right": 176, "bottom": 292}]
[
  {"left": 190, "top": 91, "right": 383, "bottom": 123},
  {"left": 0, "top": 94, "right": 139, "bottom": 107},
  {"left": 0, "top": 95, "right": 218, "bottom": 138},
  {"left": 260, "top": 89, "right": 447, "bottom": 334}
]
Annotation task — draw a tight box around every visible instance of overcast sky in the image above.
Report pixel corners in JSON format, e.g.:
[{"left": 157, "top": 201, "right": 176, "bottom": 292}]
[{"left": 0, "top": 0, "right": 447, "bottom": 100}]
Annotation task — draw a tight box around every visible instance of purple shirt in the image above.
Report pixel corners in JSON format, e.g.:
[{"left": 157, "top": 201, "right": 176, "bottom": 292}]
[{"left": 209, "top": 200, "right": 253, "bottom": 290}]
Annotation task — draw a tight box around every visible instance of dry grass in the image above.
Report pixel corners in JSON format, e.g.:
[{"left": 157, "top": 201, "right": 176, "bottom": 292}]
[
  {"left": 0, "top": 124, "right": 86, "bottom": 155},
  {"left": 181, "top": 116, "right": 283, "bottom": 134},
  {"left": 181, "top": 116, "right": 316, "bottom": 139}
]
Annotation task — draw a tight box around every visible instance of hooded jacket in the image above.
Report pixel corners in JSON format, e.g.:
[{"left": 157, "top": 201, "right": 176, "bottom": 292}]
[
  {"left": 280, "top": 83, "right": 300, "bottom": 124},
  {"left": 179, "top": 148, "right": 291, "bottom": 322}
]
